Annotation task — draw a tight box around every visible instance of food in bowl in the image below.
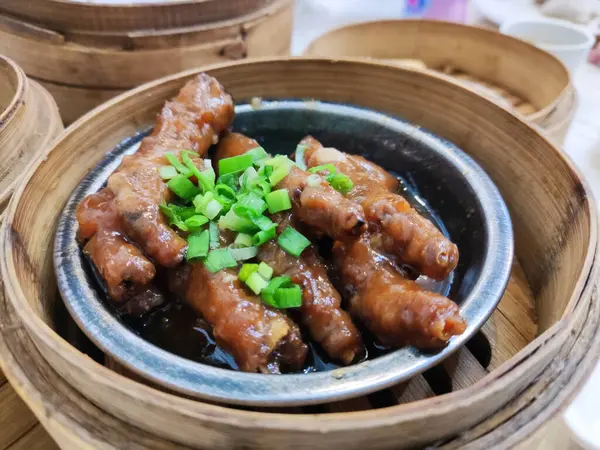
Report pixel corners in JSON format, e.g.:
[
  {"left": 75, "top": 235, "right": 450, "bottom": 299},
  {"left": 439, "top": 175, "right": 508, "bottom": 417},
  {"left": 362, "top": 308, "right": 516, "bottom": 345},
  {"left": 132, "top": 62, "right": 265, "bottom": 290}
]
[{"left": 75, "top": 73, "right": 466, "bottom": 374}]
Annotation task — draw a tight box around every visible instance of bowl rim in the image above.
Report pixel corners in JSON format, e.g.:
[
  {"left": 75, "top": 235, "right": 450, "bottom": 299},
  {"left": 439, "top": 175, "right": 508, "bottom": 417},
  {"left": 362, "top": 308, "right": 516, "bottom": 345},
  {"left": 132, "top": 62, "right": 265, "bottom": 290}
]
[
  {"left": 0, "top": 56, "right": 25, "bottom": 131},
  {"left": 0, "top": 58, "right": 596, "bottom": 425},
  {"left": 52, "top": 98, "right": 514, "bottom": 406}
]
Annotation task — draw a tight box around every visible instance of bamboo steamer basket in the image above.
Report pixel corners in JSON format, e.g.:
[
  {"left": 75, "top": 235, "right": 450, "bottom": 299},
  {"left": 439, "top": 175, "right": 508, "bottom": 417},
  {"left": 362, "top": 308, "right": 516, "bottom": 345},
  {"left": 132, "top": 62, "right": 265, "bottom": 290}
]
[
  {"left": 0, "top": 58, "right": 598, "bottom": 449},
  {"left": 0, "top": 0, "right": 293, "bottom": 124},
  {"left": 0, "top": 0, "right": 278, "bottom": 32},
  {"left": 0, "top": 55, "right": 62, "bottom": 450},
  {"left": 303, "top": 20, "right": 575, "bottom": 145}
]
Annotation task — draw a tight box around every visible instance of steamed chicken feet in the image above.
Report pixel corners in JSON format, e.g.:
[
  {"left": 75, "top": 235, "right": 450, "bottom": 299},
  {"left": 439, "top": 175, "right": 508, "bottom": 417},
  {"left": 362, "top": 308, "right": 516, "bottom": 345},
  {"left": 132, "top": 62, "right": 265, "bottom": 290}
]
[
  {"left": 216, "top": 132, "right": 366, "bottom": 241},
  {"left": 178, "top": 264, "right": 308, "bottom": 373},
  {"left": 106, "top": 74, "right": 235, "bottom": 267},
  {"left": 215, "top": 133, "right": 365, "bottom": 364},
  {"left": 300, "top": 136, "right": 459, "bottom": 280},
  {"left": 259, "top": 214, "right": 365, "bottom": 365},
  {"left": 334, "top": 235, "right": 466, "bottom": 349},
  {"left": 77, "top": 189, "right": 155, "bottom": 300}
]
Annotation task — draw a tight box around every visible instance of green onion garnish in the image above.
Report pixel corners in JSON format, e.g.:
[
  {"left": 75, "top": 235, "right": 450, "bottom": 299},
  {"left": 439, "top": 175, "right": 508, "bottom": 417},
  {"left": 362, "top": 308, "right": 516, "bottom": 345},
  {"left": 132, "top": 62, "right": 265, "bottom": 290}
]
[
  {"left": 218, "top": 154, "right": 254, "bottom": 176},
  {"left": 245, "top": 146, "right": 269, "bottom": 163},
  {"left": 277, "top": 226, "right": 311, "bottom": 257},
  {"left": 197, "top": 167, "right": 216, "bottom": 193},
  {"left": 239, "top": 167, "right": 259, "bottom": 191},
  {"left": 169, "top": 204, "right": 196, "bottom": 220},
  {"left": 259, "top": 165, "right": 274, "bottom": 178},
  {"left": 230, "top": 246, "right": 258, "bottom": 262},
  {"left": 204, "top": 199, "right": 223, "bottom": 220},
  {"left": 168, "top": 175, "right": 199, "bottom": 201},
  {"left": 209, "top": 221, "right": 219, "bottom": 250},
  {"left": 269, "top": 164, "right": 292, "bottom": 186},
  {"left": 257, "top": 262, "right": 273, "bottom": 280},
  {"left": 180, "top": 151, "right": 203, "bottom": 183},
  {"left": 186, "top": 230, "right": 209, "bottom": 261},
  {"left": 159, "top": 166, "right": 179, "bottom": 180},
  {"left": 261, "top": 275, "right": 293, "bottom": 306},
  {"left": 251, "top": 214, "right": 276, "bottom": 232},
  {"left": 274, "top": 285, "right": 303, "bottom": 308},
  {"left": 233, "top": 192, "right": 267, "bottom": 218},
  {"left": 327, "top": 172, "right": 354, "bottom": 195},
  {"left": 159, "top": 204, "right": 188, "bottom": 231},
  {"left": 234, "top": 233, "right": 253, "bottom": 248},
  {"left": 216, "top": 173, "right": 240, "bottom": 190},
  {"left": 245, "top": 271, "right": 269, "bottom": 295},
  {"left": 295, "top": 144, "right": 307, "bottom": 170},
  {"left": 184, "top": 214, "right": 209, "bottom": 231},
  {"left": 265, "top": 189, "right": 292, "bottom": 214},
  {"left": 308, "top": 164, "right": 337, "bottom": 176},
  {"left": 238, "top": 263, "right": 259, "bottom": 282},
  {"left": 218, "top": 209, "right": 258, "bottom": 233},
  {"left": 252, "top": 179, "right": 272, "bottom": 197},
  {"left": 203, "top": 248, "right": 238, "bottom": 273},
  {"left": 252, "top": 227, "right": 276, "bottom": 246},
  {"left": 165, "top": 152, "right": 192, "bottom": 176}
]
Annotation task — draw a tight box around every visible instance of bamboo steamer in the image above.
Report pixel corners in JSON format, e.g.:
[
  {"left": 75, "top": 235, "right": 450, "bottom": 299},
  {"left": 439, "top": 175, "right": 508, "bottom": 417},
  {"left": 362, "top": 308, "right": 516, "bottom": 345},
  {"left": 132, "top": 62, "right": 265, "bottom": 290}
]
[
  {"left": 0, "top": 0, "right": 278, "bottom": 32},
  {"left": 0, "top": 0, "right": 293, "bottom": 124},
  {"left": 303, "top": 20, "right": 575, "bottom": 145},
  {"left": 0, "top": 55, "right": 62, "bottom": 450},
  {"left": 0, "top": 56, "right": 63, "bottom": 216},
  {"left": 0, "top": 58, "right": 598, "bottom": 449}
]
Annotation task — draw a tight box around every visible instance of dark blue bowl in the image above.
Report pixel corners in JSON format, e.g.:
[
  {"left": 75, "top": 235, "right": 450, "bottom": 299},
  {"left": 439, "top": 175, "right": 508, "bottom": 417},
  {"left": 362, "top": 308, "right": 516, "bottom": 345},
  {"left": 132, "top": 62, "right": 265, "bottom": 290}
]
[{"left": 54, "top": 100, "right": 513, "bottom": 406}]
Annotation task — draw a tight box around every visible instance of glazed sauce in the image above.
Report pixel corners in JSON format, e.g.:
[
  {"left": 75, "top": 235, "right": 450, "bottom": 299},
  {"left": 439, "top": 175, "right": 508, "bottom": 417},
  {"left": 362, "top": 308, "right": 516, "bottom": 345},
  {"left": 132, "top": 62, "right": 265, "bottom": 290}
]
[{"left": 89, "top": 175, "right": 453, "bottom": 373}]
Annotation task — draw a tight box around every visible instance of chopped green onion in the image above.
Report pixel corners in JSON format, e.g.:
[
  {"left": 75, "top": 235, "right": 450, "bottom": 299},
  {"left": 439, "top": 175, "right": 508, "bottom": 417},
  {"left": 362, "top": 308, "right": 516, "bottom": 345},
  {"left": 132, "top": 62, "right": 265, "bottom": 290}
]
[
  {"left": 252, "top": 227, "right": 276, "bottom": 246},
  {"left": 308, "top": 164, "right": 337, "bottom": 176},
  {"left": 264, "top": 155, "right": 293, "bottom": 168},
  {"left": 327, "top": 172, "right": 354, "bottom": 194},
  {"left": 230, "top": 246, "right": 258, "bottom": 262},
  {"left": 274, "top": 285, "right": 303, "bottom": 308},
  {"left": 258, "top": 262, "right": 273, "bottom": 280},
  {"left": 159, "top": 166, "right": 179, "bottom": 180},
  {"left": 209, "top": 221, "right": 220, "bottom": 250},
  {"left": 184, "top": 214, "right": 209, "bottom": 231},
  {"left": 251, "top": 214, "right": 276, "bottom": 232},
  {"left": 204, "top": 199, "right": 223, "bottom": 220},
  {"left": 217, "top": 173, "right": 240, "bottom": 191},
  {"left": 197, "top": 168, "right": 216, "bottom": 193},
  {"left": 295, "top": 144, "right": 307, "bottom": 170},
  {"left": 169, "top": 204, "right": 196, "bottom": 220},
  {"left": 215, "top": 183, "right": 236, "bottom": 199},
  {"left": 261, "top": 275, "right": 293, "bottom": 306},
  {"left": 245, "top": 271, "right": 269, "bottom": 295},
  {"left": 168, "top": 175, "right": 199, "bottom": 201},
  {"left": 246, "top": 146, "right": 269, "bottom": 163},
  {"left": 203, "top": 248, "right": 238, "bottom": 273},
  {"left": 239, "top": 167, "right": 259, "bottom": 191},
  {"left": 219, "top": 154, "right": 254, "bottom": 176},
  {"left": 238, "top": 263, "right": 259, "bottom": 282},
  {"left": 159, "top": 204, "right": 188, "bottom": 231},
  {"left": 233, "top": 192, "right": 267, "bottom": 217},
  {"left": 251, "top": 179, "right": 272, "bottom": 197},
  {"left": 258, "top": 165, "right": 274, "bottom": 178},
  {"left": 269, "top": 164, "right": 292, "bottom": 186},
  {"left": 277, "top": 226, "right": 311, "bottom": 257},
  {"left": 180, "top": 151, "right": 202, "bottom": 179},
  {"left": 265, "top": 189, "right": 292, "bottom": 214},
  {"left": 218, "top": 209, "right": 258, "bottom": 233},
  {"left": 165, "top": 152, "right": 192, "bottom": 176},
  {"left": 186, "top": 230, "right": 209, "bottom": 261},
  {"left": 234, "top": 233, "right": 253, "bottom": 248}
]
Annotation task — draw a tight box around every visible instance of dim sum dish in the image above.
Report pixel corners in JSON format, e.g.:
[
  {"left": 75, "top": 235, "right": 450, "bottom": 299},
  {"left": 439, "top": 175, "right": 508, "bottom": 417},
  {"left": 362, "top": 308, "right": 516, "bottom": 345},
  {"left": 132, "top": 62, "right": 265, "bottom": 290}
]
[{"left": 55, "top": 73, "right": 513, "bottom": 406}]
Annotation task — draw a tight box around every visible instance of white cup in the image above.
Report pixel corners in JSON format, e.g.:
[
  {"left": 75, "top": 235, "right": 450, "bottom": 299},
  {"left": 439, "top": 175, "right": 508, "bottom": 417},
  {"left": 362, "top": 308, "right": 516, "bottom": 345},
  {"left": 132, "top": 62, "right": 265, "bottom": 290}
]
[{"left": 500, "top": 17, "right": 595, "bottom": 72}]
